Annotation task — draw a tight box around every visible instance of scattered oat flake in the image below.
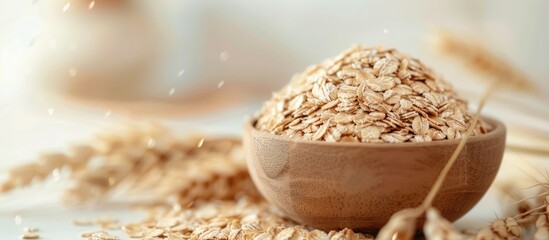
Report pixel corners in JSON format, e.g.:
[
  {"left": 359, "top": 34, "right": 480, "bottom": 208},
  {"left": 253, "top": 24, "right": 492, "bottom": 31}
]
[
  {"left": 178, "top": 69, "right": 184, "bottom": 77},
  {"left": 90, "top": 231, "right": 119, "bottom": 240},
  {"left": 96, "top": 217, "right": 118, "bottom": 224},
  {"left": 197, "top": 138, "right": 204, "bottom": 148},
  {"left": 217, "top": 81, "right": 225, "bottom": 88},
  {"left": 169, "top": 88, "right": 175, "bottom": 96},
  {"left": 89, "top": 1, "right": 95, "bottom": 9},
  {"left": 48, "top": 108, "right": 54, "bottom": 116},
  {"left": 157, "top": 218, "right": 178, "bottom": 228},
  {"left": 104, "top": 110, "right": 111, "bottom": 118},
  {"left": 73, "top": 219, "right": 94, "bottom": 226},
  {"left": 81, "top": 231, "right": 102, "bottom": 238},
  {"left": 20, "top": 233, "right": 39, "bottom": 239}
]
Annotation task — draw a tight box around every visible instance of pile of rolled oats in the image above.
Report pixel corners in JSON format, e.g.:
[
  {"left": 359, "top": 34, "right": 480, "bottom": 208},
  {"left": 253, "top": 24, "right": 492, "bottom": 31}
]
[
  {"left": 255, "top": 45, "right": 488, "bottom": 143},
  {"left": 122, "top": 197, "right": 373, "bottom": 240}
]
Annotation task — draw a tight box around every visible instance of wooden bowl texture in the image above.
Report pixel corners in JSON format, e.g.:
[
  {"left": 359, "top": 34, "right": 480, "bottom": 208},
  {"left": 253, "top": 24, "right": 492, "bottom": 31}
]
[{"left": 244, "top": 117, "right": 506, "bottom": 231}]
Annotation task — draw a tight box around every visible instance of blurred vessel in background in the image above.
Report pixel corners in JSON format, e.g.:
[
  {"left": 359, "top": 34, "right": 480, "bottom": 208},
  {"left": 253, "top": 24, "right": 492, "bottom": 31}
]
[{"left": 27, "top": 0, "right": 162, "bottom": 100}]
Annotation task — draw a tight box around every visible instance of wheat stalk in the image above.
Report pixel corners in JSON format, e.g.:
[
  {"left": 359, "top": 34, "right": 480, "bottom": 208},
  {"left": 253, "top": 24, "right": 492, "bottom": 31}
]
[
  {"left": 434, "top": 31, "right": 536, "bottom": 93},
  {"left": 377, "top": 79, "right": 497, "bottom": 240},
  {"left": 0, "top": 122, "right": 258, "bottom": 207},
  {"left": 423, "top": 208, "right": 468, "bottom": 240},
  {"left": 0, "top": 146, "right": 95, "bottom": 194},
  {"left": 377, "top": 30, "right": 545, "bottom": 239},
  {"left": 420, "top": 79, "right": 497, "bottom": 211}
]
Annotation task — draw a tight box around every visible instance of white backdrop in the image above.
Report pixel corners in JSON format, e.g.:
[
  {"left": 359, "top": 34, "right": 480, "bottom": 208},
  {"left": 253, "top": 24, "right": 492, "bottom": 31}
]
[{"left": 1, "top": 0, "right": 548, "bottom": 96}]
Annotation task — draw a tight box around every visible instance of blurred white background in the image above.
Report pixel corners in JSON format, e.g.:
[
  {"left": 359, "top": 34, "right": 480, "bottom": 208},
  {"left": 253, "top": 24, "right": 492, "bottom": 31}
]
[{"left": 2, "top": 0, "right": 548, "bottom": 97}]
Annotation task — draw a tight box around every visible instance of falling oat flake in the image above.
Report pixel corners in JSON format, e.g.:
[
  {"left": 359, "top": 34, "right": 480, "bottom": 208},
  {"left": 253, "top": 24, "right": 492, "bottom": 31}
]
[
  {"left": 15, "top": 215, "right": 22, "bottom": 225},
  {"left": 383, "top": 28, "right": 389, "bottom": 34},
  {"left": 217, "top": 81, "right": 225, "bottom": 88},
  {"left": 63, "top": 2, "right": 70, "bottom": 12},
  {"left": 172, "top": 203, "right": 182, "bottom": 211},
  {"left": 89, "top": 1, "right": 95, "bottom": 9},
  {"left": 52, "top": 168, "right": 60, "bottom": 182},
  {"left": 169, "top": 88, "right": 175, "bottom": 96},
  {"left": 219, "top": 51, "right": 229, "bottom": 61},
  {"left": 147, "top": 138, "right": 156, "bottom": 148},
  {"left": 178, "top": 69, "right": 184, "bottom": 77},
  {"left": 104, "top": 110, "right": 111, "bottom": 118},
  {"left": 197, "top": 138, "right": 204, "bottom": 148},
  {"left": 48, "top": 108, "right": 54, "bottom": 116}
]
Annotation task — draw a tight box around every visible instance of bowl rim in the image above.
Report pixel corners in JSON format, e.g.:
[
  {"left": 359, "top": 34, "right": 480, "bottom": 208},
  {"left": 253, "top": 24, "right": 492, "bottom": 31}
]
[{"left": 245, "top": 116, "right": 505, "bottom": 148}]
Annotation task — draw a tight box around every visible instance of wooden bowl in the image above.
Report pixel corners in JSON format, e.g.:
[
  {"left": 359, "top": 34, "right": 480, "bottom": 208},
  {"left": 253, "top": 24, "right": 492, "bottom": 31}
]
[{"left": 244, "top": 117, "right": 506, "bottom": 231}]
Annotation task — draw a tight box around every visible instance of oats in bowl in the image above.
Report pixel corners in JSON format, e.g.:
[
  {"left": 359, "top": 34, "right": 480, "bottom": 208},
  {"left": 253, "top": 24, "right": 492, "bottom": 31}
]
[{"left": 255, "top": 45, "right": 488, "bottom": 143}]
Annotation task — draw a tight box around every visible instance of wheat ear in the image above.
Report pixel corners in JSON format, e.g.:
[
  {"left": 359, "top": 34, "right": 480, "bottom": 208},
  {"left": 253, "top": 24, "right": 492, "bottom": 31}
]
[
  {"left": 419, "top": 79, "right": 498, "bottom": 211},
  {"left": 377, "top": 79, "right": 498, "bottom": 240}
]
